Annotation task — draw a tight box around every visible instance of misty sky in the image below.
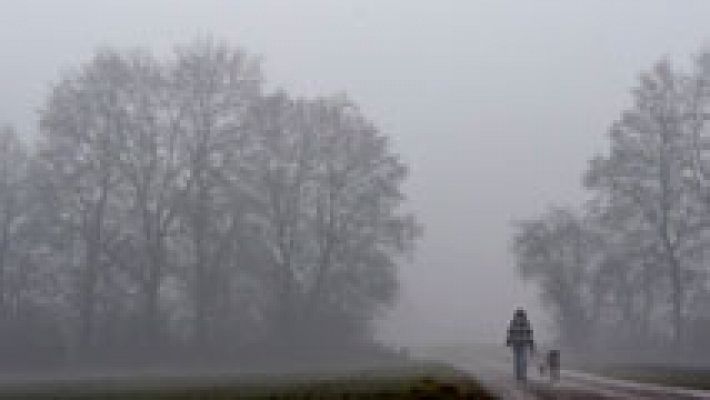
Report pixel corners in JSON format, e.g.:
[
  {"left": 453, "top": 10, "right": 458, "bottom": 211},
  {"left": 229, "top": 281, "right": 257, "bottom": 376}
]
[{"left": 2, "top": 0, "right": 710, "bottom": 346}]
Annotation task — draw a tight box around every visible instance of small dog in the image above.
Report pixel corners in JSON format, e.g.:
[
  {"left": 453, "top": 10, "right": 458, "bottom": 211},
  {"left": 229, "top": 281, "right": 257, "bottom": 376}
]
[{"left": 538, "top": 361, "right": 547, "bottom": 376}]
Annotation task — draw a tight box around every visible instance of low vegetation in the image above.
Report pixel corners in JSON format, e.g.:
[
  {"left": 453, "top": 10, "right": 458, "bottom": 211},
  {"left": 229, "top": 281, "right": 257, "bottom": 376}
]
[
  {"left": 594, "top": 365, "right": 710, "bottom": 391},
  {"left": 0, "top": 364, "right": 496, "bottom": 399}
]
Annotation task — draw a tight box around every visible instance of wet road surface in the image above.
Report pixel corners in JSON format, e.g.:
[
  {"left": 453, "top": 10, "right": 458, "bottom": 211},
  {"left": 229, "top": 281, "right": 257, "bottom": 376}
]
[{"left": 431, "top": 346, "right": 710, "bottom": 399}]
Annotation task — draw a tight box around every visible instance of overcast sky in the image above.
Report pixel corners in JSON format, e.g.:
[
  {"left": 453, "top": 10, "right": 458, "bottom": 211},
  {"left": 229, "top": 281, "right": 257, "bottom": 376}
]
[{"left": 2, "top": 0, "right": 710, "bottom": 346}]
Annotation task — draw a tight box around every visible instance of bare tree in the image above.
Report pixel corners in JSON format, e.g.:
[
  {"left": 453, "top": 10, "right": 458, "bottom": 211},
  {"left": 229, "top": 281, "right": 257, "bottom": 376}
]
[
  {"left": 0, "top": 38, "right": 417, "bottom": 367},
  {"left": 584, "top": 59, "right": 696, "bottom": 346},
  {"left": 513, "top": 208, "right": 602, "bottom": 347},
  {"left": 38, "top": 50, "right": 131, "bottom": 356},
  {"left": 108, "top": 50, "right": 181, "bottom": 351},
  {"left": 169, "top": 38, "right": 262, "bottom": 347},
  {"left": 251, "top": 93, "right": 418, "bottom": 350},
  {"left": 0, "top": 126, "right": 30, "bottom": 317}
]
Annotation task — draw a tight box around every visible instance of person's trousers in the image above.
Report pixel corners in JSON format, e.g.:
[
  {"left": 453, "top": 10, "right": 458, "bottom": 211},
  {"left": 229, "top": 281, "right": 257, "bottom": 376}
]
[{"left": 513, "top": 347, "right": 527, "bottom": 381}]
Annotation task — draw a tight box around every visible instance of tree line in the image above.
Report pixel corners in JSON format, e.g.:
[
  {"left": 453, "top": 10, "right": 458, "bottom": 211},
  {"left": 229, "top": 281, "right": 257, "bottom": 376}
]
[
  {"left": 0, "top": 39, "right": 418, "bottom": 368},
  {"left": 514, "top": 49, "right": 710, "bottom": 355}
]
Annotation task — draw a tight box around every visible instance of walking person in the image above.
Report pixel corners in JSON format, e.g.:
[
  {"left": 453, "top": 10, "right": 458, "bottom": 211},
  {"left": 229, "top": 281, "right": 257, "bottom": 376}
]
[{"left": 506, "top": 308, "right": 534, "bottom": 381}]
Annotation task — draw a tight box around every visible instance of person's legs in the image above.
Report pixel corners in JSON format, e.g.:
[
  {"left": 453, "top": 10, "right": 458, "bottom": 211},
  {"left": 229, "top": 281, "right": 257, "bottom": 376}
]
[
  {"left": 549, "top": 351, "right": 560, "bottom": 382},
  {"left": 513, "top": 347, "right": 527, "bottom": 381}
]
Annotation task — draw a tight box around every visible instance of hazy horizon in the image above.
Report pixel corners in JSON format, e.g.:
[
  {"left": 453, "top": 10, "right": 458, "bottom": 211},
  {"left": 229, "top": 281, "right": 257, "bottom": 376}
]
[{"left": 4, "top": 0, "right": 710, "bottom": 348}]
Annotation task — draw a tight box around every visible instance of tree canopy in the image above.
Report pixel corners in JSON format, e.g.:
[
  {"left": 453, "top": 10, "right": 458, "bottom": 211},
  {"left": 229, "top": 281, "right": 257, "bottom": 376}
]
[{"left": 0, "top": 39, "right": 419, "bottom": 368}]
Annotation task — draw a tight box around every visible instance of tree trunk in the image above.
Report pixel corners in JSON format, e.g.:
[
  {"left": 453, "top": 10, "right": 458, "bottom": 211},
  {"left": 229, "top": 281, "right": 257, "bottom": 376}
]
[{"left": 670, "top": 254, "right": 683, "bottom": 347}]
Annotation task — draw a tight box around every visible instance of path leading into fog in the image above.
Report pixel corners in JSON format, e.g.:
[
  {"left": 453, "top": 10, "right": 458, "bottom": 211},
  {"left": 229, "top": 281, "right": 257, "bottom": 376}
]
[
  {"left": 420, "top": 345, "right": 710, "bottom": 399},
  {"left": 462, "top": 361, "right": 710, "bottom": 399}
]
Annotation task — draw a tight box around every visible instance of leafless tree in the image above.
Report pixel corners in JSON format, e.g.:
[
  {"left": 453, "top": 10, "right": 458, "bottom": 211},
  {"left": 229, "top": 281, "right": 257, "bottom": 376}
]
[{"left": 251, "top": 93, "right": 419, "bottom": 351}]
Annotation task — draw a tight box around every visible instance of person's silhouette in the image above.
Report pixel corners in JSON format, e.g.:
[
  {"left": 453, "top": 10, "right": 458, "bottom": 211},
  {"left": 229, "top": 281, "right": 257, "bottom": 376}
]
[{"left": 506, "top": 308, "right": 534, "bottom": 381}]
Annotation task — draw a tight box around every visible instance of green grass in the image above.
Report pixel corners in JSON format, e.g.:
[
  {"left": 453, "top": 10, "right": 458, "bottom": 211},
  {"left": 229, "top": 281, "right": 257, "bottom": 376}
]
[
  {"left": 0, "top": 363, "right": 497, "bottom": 399},
  {"left": 597, "top": 366, "right": 710, "bottom": 391},
  {"left": 572, "top": 360, "right": 710, "bottom": 392}
]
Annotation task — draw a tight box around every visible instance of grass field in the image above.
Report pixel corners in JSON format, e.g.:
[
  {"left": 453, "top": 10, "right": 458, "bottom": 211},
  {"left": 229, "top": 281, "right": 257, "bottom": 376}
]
[
  {"left": 595, "top": 365, "right": 710, "bottom": 391},
  {"left": 0, "top": 363, "right": 497, "bottom": 399}
]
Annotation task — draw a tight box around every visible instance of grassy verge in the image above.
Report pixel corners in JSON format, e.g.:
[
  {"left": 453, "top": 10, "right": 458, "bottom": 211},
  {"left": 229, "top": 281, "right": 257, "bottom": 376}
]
[
  {"left": 590, "top": 365, "right": 710, "bottom": 391},
  {"left": 0, "top": 363, "right": 497, "bottom": 399}
]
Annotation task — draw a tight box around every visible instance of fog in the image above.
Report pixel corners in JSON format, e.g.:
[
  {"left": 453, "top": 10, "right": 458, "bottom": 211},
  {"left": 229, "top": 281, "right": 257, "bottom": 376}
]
[{"left": 3, "top": 1, "right": 710, "bottom": 372}]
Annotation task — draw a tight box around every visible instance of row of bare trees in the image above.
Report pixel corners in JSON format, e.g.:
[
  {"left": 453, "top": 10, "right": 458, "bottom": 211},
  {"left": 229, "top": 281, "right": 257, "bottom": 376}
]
[
  {"left": 514, "top": 50, "right": 710, "bottom": 355},
  {"left": 0, "top": 40, "right": 418, "bottom": 368}
]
